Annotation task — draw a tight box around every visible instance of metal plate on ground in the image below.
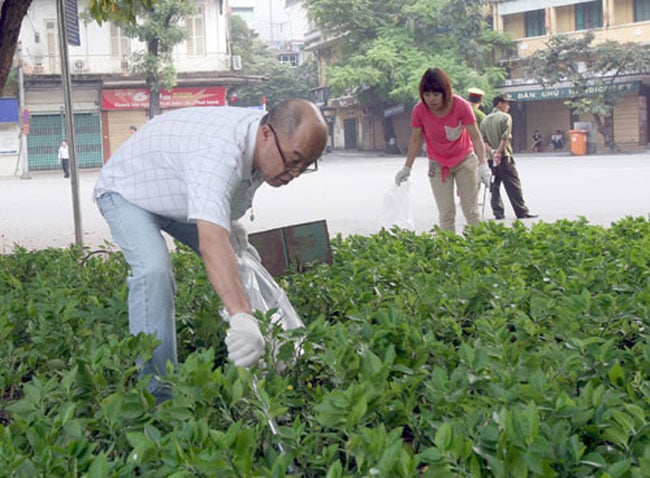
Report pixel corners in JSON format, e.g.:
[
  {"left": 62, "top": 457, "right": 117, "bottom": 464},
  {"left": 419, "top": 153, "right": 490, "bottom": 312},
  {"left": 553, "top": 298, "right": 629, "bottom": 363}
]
[{"left": 248, "top": 219, "right": 332, "bottom": 276}]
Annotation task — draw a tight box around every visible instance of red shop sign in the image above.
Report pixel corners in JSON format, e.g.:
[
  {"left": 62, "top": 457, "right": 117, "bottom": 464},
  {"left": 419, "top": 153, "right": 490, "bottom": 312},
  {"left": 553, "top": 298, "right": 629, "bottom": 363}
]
[{"left": 101, "top": 86, "right": 227, "bottom": 110}]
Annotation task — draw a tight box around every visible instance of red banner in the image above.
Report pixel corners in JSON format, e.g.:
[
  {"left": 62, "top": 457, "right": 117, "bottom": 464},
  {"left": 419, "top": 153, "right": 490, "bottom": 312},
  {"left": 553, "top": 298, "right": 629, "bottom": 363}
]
[{"left": 101, "top": 87, "right": 227, "bottom": 110}]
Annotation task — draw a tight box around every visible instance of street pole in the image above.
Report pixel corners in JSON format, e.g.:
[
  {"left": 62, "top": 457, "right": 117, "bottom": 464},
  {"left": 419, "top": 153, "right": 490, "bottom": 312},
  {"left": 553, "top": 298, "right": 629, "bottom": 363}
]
[
  {"left": 16, "top": 42, "right": 30, "bottom": 180},
  {"left": 56, "top": 0, "right": 83, "bottom": 246}
]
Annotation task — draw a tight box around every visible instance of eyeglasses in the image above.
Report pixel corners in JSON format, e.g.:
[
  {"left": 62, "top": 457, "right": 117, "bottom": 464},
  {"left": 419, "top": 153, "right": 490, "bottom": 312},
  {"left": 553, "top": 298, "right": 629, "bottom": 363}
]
[{"left": 268, "top": 124, "right": 318, "bottom": 174}]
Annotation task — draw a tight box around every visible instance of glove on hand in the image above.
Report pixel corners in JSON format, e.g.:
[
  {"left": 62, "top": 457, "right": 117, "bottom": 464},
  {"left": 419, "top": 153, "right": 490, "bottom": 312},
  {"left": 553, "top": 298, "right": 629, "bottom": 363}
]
[
  {"left": 226, "top": 313, "right": 265, "bottom": 367},
  {"left": 478, "top": 163, "right": 491, "bottom": 187},
  {"left": 394, "top": 166, "right": 411, "bottom": 185}
]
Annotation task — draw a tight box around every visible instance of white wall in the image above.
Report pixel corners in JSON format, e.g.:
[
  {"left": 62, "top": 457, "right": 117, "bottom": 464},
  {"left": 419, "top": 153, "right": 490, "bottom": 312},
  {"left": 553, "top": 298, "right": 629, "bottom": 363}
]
[{"left": 18, "top": 0, "right": 230, "bottom": 75}]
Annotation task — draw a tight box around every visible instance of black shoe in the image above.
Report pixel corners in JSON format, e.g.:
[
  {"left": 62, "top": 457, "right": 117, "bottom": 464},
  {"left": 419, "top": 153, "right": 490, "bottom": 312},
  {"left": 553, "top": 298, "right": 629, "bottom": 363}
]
[
  {"left": 517, "top": 213, "right": 538, "bottom": 219},
  {"left": 494, "top": 215, "right": 505, "bottom": 220}
]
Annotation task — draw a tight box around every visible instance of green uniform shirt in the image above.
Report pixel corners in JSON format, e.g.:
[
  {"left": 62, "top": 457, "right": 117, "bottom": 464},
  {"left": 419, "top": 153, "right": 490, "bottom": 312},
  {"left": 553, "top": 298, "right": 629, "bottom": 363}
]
[
  {"left": 480, "top": 108, "right": 513, "bottom": 157},
  {"left": 472, "top": 105, "right": 486, "bottom": 127}
]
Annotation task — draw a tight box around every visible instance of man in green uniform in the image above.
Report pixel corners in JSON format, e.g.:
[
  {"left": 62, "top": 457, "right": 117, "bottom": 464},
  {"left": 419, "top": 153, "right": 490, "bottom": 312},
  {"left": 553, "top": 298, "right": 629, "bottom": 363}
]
[
  {"left": 467, "top": 87, "right": 486, "bottom": 126},
  {"left": 480, "top": 93, "right": 537, "bottom": 220}
]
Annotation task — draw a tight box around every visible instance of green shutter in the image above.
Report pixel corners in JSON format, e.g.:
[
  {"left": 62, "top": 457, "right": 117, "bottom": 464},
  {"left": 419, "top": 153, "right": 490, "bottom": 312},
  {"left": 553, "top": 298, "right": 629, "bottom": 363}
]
[{"left": 27, "top": 113, "right": 103, "bottom": 171}]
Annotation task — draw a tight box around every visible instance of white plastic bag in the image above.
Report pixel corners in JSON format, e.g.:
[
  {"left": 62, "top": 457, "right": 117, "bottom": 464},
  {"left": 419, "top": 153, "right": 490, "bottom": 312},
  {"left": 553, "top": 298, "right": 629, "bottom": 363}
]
[
  {"left": 379, "top": 182, "right": 415, "bottom": 230},
  {"left": 222, "top": 222, "right": 303, "bottom": 331}
]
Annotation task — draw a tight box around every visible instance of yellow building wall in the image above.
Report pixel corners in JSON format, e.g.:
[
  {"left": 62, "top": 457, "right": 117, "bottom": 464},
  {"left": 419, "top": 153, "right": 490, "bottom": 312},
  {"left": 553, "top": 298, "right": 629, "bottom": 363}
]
[
  {"left": 555, "top": 6, "right": 574, "bottom": 33},
  {"left": 614, "top": 0, "right": 634, "bottom": 24},
  {"left": 503, "top": 14, "right": 525, "bottom": 39}
]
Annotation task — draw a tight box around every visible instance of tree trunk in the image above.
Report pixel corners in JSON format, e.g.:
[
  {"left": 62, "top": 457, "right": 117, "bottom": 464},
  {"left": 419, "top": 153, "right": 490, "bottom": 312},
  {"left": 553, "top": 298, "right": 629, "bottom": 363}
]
[
  {"left": 147, "top": 38, "right": 161, "bottom": 119},
  {"left": 0, "top": 0, "right": 33, "bottom": 94},
  {"left": 382, "top": 115, "right": 401, "bottom": 154},
  {"left": 593, "top": 113, "right": 618, "bottom": 153}
]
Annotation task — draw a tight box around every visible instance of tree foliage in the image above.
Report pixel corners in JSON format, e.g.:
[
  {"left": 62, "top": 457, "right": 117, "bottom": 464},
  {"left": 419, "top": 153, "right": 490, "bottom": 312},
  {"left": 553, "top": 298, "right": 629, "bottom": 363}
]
[
  {"left": 0, "top": 0, "right": 34, "bottom": 95},
  {"left": 527, "top": 31, "right": 650, "bottom": 151},
  {"left": 87, "top": 0, "right": 157, "bottom": 25},
  {"left": 305, "top": 0, "right": 509, "bottom": 150},
  {"left": 228, "top": 14, "right": 317, "bottom": 110}
]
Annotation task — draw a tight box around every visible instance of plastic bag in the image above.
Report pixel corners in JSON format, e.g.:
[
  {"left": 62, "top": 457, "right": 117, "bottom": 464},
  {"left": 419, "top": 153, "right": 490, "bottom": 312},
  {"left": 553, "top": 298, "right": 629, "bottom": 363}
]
[
  {"left": 379, "top": 182, "right": 415, "bottom": 230},
  {"left": 221, "top": 222, "right": 303, "bottom": 332}
]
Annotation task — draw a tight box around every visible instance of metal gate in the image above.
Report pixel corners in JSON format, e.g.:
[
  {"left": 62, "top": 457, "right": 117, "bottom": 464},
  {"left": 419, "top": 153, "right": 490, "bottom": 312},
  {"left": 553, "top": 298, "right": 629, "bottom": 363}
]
[
  {"left": 344, "top": 118, "right": 357, "bottom": 150},
  {"left": 27, "top": 113, "right": 103, "bottom": 171}
]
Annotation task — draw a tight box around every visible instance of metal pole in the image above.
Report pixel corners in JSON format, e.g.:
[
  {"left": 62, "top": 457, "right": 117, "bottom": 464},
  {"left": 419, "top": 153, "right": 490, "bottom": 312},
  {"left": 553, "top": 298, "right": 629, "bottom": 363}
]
[
  {"left": 56, "top": 0, "right": 83, "bottom": 246},
  {"left": 17, "top": 42, "right": 31, "bottom": 180}
]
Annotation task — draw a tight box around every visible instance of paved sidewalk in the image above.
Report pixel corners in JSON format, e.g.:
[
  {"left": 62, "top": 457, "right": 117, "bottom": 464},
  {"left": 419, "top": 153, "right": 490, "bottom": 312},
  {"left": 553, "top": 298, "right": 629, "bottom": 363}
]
[{"left": 1, "top": 149, "right": 649, "bottom": 252}]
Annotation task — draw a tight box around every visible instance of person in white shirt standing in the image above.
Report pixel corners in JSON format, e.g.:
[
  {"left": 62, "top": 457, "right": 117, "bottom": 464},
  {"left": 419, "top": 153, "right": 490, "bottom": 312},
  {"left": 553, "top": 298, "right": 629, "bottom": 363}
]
[
  {"left": 94, "top": 98, "right": 328, "bottom": 403},
  {"left": 57, "top": 138, "right": 70, "bottom": 178}
]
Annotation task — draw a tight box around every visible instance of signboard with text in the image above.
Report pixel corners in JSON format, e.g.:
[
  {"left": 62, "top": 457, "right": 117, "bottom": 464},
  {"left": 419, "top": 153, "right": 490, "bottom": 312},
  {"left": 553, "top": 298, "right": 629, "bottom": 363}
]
[
  {"left": 101, "top": 87, "right": 227, "bottom": 110},
  {"left": 511, "top": 81, "right": 639, "bottom": 102},
  {"left": 64, "top": 0, "right": 81, "bottom": 46}
]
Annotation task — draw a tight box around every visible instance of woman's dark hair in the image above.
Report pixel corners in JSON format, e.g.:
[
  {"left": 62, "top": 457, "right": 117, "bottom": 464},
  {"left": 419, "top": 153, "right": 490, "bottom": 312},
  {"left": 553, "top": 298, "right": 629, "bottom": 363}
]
[{"left": 419, "top": 68, "right": 452, "bottom": 109}]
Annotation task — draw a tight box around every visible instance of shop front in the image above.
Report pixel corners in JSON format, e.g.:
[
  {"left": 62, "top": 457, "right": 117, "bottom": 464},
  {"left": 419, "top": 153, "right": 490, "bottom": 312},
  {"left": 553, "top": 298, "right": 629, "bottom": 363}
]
[
  {"left": 101, "top": 86, "right": 227, "bottom": 161},
  {"left": 503, "top": 80, "right": 649, "bottom": 153}
]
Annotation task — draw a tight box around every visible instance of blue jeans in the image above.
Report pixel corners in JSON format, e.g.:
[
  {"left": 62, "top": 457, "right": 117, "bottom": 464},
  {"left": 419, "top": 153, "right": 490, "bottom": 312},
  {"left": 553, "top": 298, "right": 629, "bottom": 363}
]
[{"left": 96, "top": 192, "right": 201, "bottom": 400}]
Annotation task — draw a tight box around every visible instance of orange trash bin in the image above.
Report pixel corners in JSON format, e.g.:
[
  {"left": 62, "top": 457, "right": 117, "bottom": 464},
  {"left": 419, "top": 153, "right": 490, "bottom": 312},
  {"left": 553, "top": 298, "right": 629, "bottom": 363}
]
[{"left": 568, "top": 130, "right": 587, "bottom": 155}]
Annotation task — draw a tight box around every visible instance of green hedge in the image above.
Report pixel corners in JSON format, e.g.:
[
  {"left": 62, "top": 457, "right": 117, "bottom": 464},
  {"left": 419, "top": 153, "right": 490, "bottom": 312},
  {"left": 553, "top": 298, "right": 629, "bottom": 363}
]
[{"left": 1, "top": 217, "right": 649, "bottom": 477}]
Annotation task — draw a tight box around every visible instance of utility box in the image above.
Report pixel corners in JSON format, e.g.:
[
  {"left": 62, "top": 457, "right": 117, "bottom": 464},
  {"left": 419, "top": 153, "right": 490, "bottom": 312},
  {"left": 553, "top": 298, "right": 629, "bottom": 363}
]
[
  {"left": 573, "top": 122, "right": 597, "bottom": 154},
  {"left": 248, "top": 219, "right": 333, "bottom": 277}
]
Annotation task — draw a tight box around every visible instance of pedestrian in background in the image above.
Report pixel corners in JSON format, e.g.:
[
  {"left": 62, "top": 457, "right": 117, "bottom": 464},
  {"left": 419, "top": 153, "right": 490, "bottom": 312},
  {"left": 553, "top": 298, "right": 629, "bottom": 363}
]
[
  {"left": 551, "top": 129, "right": 565, "bottom": 151},
  {"left": 467, "top": 87, "right": 486, "bottom": 127},
  {"left": 395, "top": 67, "right": 490, "bottom": 233},
  {"left": 531, "top": 128, "right": 543, "bottom": 152},
  {"left": 480, "top": 94, "right": 537, "bottom": 220},
  {"left": 94, "top": 99, "right": 328, "bottom": 403},
  {"left": 57, "top": 138, "right": 70, "bottom": 178}
]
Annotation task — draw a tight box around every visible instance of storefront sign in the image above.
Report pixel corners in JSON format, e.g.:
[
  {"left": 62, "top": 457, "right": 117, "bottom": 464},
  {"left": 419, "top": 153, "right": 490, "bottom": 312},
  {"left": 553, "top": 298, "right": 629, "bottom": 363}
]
[
  {"left": 101, "top": 87, "right": 227, "bottom": 110},
  {"left": 511, "top": 81, "right": 639, "bottom": 102},
  {"left": 0, "top": 98, "right": 19, "bottom": 123}
]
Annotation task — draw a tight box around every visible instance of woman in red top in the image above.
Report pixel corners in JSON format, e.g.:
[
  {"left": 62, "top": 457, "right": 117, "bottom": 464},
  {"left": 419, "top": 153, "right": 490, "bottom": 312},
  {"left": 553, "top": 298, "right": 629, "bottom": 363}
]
[{"left": 395, "top": 68, "right": 490, "bottom": 232}]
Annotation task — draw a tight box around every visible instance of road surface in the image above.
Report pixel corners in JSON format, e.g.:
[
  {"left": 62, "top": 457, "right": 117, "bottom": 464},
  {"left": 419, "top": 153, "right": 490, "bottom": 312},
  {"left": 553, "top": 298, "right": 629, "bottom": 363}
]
[{"left": 1, "top": 150, "right": 649, "bottom": 253}]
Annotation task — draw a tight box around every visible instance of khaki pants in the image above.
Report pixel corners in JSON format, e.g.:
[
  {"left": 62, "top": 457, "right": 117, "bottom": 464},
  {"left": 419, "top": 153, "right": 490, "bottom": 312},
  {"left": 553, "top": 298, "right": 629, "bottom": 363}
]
[{"left": 428, "top": 153, "right": 480, "bottom": 232}]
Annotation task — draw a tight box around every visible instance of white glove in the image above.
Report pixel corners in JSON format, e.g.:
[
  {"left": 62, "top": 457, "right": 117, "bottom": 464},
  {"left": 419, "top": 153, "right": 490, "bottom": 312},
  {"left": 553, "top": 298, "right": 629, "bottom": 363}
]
[
  {"left": 225, "top": 313, "right": 265, "bottom": 367},
  {"left": 478, "top": 163, "right": 491, "bottom": 187},
  {"left": 394, "top": 166, "right": 411, "bottom": 185}
]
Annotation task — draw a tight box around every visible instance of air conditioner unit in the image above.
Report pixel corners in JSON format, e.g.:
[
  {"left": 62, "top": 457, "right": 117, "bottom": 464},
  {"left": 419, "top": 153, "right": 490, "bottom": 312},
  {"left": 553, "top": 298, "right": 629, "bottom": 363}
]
[
  {"left": 232, "top": 55, "right": 242, "bottom": 71},
  {"left": 73, "top": 59, "right": 87, "bottom": 73}
]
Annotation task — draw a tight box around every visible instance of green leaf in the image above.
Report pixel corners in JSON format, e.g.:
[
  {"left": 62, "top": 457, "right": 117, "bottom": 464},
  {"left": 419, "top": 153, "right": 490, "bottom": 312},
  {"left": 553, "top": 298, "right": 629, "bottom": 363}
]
[{"left": 435, "top": 422, "right": 453, "bottom": 452}]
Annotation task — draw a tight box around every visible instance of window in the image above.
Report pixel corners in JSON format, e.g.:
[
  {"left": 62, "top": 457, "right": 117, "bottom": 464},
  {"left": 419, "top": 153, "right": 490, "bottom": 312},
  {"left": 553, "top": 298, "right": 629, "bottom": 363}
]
[
  {"left": 575, "top": 0, "right": 603, "bottom": 30},
  {"left": 185, "top": 5, "right": 205, "bottom": 55},
  {"left": 110, "top": 24, "right": 131, "bottom": 58},
  {"left": 278, "top": 54, "right": 298, "bottom": 67},
  {"left": 525, "top": 9, "right": 545, "bottom": 37},
  {"left": 635, "top": 0, "right": 650, "bottom": 21}
]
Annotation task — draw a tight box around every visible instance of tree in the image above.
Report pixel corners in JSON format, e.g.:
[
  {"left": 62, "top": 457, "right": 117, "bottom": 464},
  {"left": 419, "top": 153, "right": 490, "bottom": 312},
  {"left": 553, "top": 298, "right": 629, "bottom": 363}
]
[
  {"left": 119, "top": 0, "right": 196, "bottom": 118},
  {"left": 305, "top": 0, "right": 509, "bottom": 152},
  {"left": 0, "top": 0, "right": 34, "bottom": 95},
  {"left": 228, "top": 14, "right": 317, "bottom": 110},
  {"left": 528, "top": 31, "right": 650, "bottom": 152}
]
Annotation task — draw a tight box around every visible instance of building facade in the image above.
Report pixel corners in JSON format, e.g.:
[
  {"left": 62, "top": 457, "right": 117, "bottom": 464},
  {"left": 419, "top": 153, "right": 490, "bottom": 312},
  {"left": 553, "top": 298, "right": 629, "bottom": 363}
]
[
  {"left": 1, "top": 0, "right": 263, "bottom": 176},
  {"left": 305, "top": 0, "right": 650, "bottom": 154},
  {"left": 491, "top": 0, "right": 650, "bottom": 152}
]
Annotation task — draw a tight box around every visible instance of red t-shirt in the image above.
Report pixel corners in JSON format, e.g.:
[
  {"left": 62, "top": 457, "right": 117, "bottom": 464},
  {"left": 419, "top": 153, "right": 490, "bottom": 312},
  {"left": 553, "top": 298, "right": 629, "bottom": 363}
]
[{"left": 411, "top": 94, "right": 476, "bottom": 170}]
